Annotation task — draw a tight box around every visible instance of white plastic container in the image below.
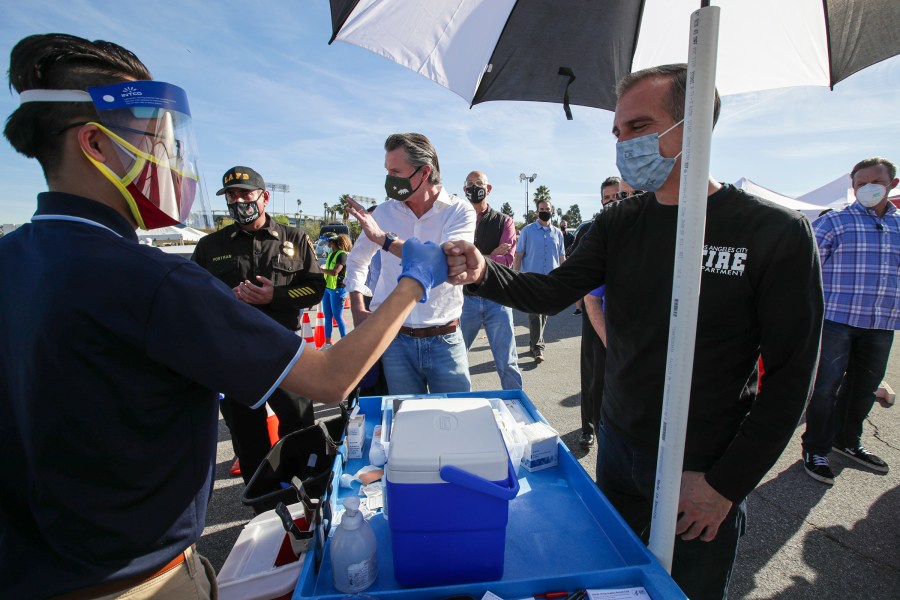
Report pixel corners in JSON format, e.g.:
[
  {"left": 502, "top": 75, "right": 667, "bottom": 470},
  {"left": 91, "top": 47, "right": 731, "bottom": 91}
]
[
  {"left": 330, "top": 496, "right": 378, "bottom": 594},
  {"left": 217, "top": 503, "right": 309, "bottom": 600}
]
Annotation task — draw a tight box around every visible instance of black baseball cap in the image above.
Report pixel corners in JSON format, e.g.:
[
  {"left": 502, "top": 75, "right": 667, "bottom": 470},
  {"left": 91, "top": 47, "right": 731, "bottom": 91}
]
[{"left": 216, "top": 166, "right": 265, "bottom": 196}]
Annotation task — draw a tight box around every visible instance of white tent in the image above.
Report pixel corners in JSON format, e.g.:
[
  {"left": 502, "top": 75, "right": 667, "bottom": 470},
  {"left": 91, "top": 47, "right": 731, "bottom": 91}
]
[
  {"left": 733, "top": 177, "right": 824, "bottom": 220},
  {"left": 800, "top": 173, "right": 900, "bottom": 213},
  {"left": 137, "top": 225, "right": 206, "bottom": 245}
]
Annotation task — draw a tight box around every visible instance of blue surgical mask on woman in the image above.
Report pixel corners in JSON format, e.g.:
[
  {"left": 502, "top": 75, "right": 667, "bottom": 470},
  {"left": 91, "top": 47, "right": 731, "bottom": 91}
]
[{"left": 615, "top": 120, "right": 684, "bottom": 192}]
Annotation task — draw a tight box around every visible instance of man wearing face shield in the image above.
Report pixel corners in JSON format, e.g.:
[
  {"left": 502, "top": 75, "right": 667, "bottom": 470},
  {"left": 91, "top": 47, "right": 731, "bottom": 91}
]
[
  {"left": 443, "top": 64, "right": 824, "bottom": 599},
  {"left": 801, "top": 157, "right": 900, "bottom": 485},
  {"left": 344, "top": 132, "right": 475, "bottom": 395},
  {"left": 191, "top": 166, "right": 325, "bottom": 492},
  {"left": 0, "top": 34, "right": 448, "bottom": 599}
]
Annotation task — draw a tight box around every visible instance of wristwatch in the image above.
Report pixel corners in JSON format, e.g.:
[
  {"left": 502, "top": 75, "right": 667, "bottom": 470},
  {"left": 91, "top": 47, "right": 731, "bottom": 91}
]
[{"left": 382, "top": 232, "right": 398, "bottom": 252}]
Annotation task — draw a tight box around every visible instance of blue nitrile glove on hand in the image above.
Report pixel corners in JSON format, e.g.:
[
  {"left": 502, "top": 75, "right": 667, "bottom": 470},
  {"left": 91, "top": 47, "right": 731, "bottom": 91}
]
[{"left": 397, "top": 237, "right": 449, "bottom": 302}]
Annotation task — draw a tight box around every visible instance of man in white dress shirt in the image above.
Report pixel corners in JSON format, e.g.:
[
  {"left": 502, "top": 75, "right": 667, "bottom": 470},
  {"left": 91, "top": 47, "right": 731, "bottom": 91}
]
[{"left": 345, "top": 133, "right": 476, "bottom": 394}]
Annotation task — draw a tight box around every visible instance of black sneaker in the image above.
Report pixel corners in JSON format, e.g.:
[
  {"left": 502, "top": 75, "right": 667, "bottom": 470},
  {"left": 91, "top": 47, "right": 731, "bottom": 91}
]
[
  {"left": 833, "top": 446, "right": 889, "bottom": 473},
  {"left": 803, "top": 452, "right": 835, "bottom": 484},
  {"left": 573, "top": 308, "right": 582, "bottom": 315},
  {"left": 580, "top": 431, "right": 595, "bottom": 447}
]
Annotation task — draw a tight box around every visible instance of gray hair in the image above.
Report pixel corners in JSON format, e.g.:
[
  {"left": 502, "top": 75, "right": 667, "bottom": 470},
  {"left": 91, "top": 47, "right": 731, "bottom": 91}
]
[
  {"left": 385, "top": 133, "right": 441, "bottom": 184},
  {"left": 616, "top": 63, "right": 721, "bottom": 128}
]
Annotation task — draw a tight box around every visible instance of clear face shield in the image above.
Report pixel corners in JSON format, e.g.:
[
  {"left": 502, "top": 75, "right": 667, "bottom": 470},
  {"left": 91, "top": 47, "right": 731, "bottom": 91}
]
[{"left": 84, "top": 81, "right": 213, "bottom": 230}]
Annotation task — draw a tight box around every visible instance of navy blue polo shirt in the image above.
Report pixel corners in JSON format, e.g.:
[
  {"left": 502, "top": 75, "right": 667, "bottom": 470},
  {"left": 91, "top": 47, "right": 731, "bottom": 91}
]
[{"left": 0, "top": 193, "right": 305, "bottom": 596}]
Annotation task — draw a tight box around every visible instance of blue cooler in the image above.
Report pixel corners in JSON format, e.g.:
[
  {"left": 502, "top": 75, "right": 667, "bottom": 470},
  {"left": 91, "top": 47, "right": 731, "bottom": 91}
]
[{"left": 384, "top": 398, "right": 520, "bottom": 587}]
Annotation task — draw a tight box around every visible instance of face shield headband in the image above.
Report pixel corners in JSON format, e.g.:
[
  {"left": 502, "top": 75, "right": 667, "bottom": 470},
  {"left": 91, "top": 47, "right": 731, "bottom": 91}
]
[{"left": 19, "top": 81, "right": 212, "bottom": 231}]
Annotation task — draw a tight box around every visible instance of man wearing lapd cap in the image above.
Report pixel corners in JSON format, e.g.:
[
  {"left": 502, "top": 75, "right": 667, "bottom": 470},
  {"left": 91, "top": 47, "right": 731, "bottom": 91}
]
[{"left": 192, "top": 166, "right": 325, "bottom": 492}]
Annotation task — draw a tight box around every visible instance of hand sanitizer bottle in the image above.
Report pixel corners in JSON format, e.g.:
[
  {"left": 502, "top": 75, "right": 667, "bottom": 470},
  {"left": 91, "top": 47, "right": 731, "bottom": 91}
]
[{"left": 330, "top": 496, "right": 378, "bottom": 593}]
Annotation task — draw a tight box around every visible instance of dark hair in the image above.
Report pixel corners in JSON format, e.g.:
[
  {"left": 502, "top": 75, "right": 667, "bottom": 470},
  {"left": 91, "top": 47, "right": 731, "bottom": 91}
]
[
  {"left": 4, "top": 34, "right": 152, "bottom": 176},
  {"left": 384, "top": 133, "right": 441, "bottom": 184},
  {"left": 601, "top": 176, "right": 621, "bottom": 189},
  {"left": 616, "top": 63, "right": 721, "bottom": 128},
  {"left": 851, "top": 157, "right": 897, "bottom": 182}
]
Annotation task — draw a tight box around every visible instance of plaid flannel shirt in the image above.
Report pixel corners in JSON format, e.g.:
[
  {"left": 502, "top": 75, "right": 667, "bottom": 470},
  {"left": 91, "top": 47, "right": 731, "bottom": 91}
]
[{"left": 814, "top": 201, "right": 900, "bottom": 330}]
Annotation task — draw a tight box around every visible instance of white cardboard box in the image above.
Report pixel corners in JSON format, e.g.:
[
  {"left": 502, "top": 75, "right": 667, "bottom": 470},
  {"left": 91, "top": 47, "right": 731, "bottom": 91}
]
[
  {"left": 347, "top": 411, "right": 366, "bottom": 459},
  {"left": 520, "top": 421, "right": 559, "bottom": 472}
]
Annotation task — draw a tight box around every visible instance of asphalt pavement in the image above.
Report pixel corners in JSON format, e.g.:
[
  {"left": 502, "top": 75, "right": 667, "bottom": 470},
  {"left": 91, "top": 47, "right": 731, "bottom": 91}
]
[{"left": 198, "top": 307, "right": 900, "bottom": 599}]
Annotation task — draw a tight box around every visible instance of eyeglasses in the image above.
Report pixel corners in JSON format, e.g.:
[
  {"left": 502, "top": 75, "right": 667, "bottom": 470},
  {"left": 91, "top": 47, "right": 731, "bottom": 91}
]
[{"left": 55, "top": 120, "right": 183, "bottom": 160}]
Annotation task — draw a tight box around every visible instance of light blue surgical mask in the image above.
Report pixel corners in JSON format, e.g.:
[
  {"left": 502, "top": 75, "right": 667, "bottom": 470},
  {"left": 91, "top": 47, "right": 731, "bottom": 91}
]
[{"left": 615, "top": 120, "right": 684, "bottom": 192}]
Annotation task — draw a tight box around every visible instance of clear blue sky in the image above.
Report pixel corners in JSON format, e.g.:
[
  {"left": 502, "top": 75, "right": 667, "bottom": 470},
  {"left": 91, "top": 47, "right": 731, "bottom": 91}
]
[{"left": 2, "top": 1, "right": 899, "bottom": 225}]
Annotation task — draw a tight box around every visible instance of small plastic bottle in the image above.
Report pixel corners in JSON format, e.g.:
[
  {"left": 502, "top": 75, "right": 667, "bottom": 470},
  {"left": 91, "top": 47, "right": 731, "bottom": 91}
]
[{"left": 330, "top": 496, "right": 378, "bottom": 593}]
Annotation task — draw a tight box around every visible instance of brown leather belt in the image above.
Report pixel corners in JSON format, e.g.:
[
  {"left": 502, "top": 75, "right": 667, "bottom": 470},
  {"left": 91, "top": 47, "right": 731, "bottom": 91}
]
[
  {"left": 56, "top": 550, "right": 187, "bottom": 599},
  {"left": 398, "top": 319, "right": 459, "bottom": 338}
]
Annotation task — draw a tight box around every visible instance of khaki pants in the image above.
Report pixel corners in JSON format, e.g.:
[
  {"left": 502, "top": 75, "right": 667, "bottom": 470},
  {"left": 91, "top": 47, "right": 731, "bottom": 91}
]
[{"left": 88, "top": 546, "right": 217, "bottom": 600}]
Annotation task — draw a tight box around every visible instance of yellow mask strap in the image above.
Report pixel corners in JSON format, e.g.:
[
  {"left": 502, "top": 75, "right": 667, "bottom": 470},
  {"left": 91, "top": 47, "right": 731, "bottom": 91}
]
[
  {"left": 81, "top": 146, "right": 148, "bottom": 230},
  {"left": 91, "top": 121, "right": 199, "bottom": 182}
]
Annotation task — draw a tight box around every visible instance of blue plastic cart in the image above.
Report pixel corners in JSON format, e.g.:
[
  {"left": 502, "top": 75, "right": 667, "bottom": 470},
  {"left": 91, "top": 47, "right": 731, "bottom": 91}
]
[{"left": 294, "top": 390, "right": 686, "bottom": 599}]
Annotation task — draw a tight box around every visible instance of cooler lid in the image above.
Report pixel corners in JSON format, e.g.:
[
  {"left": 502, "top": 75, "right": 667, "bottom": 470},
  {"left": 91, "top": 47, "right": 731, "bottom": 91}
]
[{"left": 386, "top": 398, "right": 508, "bottom": 483}]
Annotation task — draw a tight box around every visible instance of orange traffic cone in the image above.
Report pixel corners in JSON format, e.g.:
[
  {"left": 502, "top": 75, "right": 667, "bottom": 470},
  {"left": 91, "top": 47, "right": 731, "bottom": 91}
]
[
  {"left": 230, "top": 458, "right": 241, "bottom": 477},
  {"left": 301, "top": 310, "right": 314, "bottom": 346},
  {"left": 313, "top": 309, "right": 326, "bottom": 349},
  {"left": 265, "top": 403, "right": 280, "bottom": 446},
  {"left": 343, "top": 295, "right": 350, "bottom": 309}
]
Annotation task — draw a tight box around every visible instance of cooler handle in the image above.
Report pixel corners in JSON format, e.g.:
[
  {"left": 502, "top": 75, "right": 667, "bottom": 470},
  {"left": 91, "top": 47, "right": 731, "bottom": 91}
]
[{"left": 439, "top": 460, "right": 520, "bottom": 500}]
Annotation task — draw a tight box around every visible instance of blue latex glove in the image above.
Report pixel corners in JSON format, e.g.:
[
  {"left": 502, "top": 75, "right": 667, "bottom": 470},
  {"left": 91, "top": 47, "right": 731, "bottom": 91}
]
[{"left": 397, "top": 237, "right": 449, "bottom": 302}]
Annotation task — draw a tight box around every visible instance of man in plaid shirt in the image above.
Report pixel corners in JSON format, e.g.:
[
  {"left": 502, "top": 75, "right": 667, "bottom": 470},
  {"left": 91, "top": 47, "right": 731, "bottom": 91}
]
[{"left": 802, "top": 157, "right": 900, "bottom": 484}]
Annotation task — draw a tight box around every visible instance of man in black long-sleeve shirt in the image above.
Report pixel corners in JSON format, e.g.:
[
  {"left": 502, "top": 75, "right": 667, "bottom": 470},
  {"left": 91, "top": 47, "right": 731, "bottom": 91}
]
[{"left": 444, "top": 65, "right": 823, "bottom": 600}]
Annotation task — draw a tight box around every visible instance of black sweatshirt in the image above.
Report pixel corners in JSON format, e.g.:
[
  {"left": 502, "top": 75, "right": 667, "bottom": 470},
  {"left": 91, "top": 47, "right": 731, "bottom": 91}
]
[{"left": 471, "top": 185, "right": 824, "bottom": 502}]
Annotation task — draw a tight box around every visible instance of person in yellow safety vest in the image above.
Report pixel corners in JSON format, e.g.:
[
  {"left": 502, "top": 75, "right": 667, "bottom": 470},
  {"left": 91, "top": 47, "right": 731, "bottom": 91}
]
[{"left": 321, "top": 233, "right": 353, "bottom": 348}]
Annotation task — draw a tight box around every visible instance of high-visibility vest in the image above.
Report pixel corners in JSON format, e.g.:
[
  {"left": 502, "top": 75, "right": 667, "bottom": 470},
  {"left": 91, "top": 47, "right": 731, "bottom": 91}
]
[{"left": 324, "top": 250, "right": 345, "bottom": 289}]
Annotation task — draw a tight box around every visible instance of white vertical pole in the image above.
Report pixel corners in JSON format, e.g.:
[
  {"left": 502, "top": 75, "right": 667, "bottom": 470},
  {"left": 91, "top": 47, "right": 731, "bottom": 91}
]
[{"left": 647, "top": 5, "right": 720, "bottom": 573}]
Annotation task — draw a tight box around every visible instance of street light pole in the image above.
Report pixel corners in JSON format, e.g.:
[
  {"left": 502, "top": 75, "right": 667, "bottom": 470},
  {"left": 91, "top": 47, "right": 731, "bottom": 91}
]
[{"left": 519, "top": 173, "right": 537, "bottom": 220}]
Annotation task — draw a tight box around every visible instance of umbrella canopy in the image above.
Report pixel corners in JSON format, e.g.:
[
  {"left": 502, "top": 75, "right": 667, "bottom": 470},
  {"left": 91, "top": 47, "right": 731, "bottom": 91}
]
[{"left": 330, "top": 0, "right": 900, "bottom": 118}]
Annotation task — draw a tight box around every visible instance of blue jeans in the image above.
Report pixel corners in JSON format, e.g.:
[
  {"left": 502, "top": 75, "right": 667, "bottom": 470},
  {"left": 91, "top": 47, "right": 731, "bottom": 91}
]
[
  {"left": 596, "top": 418, "right": 745, "bottom": 600},
  {"left": 460, "top": 296, "right": 523, "bottom": 390},
  {"left": 801, "top": 319, "right": 894, "bottom": 454},
  {"left": 381, "top": 329, "right": 471, "bottom": 395},
  {"left": 323, "top": 287, "right": 347, "bottom": 341}
]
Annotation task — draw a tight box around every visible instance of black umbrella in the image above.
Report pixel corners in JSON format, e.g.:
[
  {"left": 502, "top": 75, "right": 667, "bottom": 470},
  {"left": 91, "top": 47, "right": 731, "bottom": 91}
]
[{"left": 330, "top": 0, "right": 900, "bottom": 119}]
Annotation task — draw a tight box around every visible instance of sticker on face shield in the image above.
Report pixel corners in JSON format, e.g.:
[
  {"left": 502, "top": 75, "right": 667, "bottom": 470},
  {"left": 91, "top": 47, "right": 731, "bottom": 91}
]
[{"left": 88, "top": 81, "right": 192, "bottom": 117}]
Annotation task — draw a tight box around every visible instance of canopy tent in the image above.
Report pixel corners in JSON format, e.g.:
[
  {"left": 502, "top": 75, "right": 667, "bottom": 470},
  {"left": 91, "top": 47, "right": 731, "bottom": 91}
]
[
  {"left": 800, "top": 173, "right": 900, "bottom": 212},
  {"left": 733, "top": 178, "right": 824, "bottom": 220},
  {"left": 137, "top": 225, "right": 206, "bottom": 245}
]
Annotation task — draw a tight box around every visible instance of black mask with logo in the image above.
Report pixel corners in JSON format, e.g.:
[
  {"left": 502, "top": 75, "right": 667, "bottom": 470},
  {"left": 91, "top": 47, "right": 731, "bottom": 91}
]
[
  {"left": 385, "top": 166, "right": 424, "bottom": 201},
  {"left": 227, "top": 193, "right": 262, "bottom": 225},
  {"left": 464, "top": 184, "right": 487, "bottom": 203}
]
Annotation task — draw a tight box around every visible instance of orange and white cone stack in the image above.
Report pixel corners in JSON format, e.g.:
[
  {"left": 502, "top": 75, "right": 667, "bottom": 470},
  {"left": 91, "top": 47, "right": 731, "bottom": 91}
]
[
  {"left": 301, "top": 310, "right": 314, "bottom": 346},
  {"left": 313, "top": 308, "right": 326, "bottom": 349},
  {"left": 344, "top": 295, "right": 351, "bottom": 309}
]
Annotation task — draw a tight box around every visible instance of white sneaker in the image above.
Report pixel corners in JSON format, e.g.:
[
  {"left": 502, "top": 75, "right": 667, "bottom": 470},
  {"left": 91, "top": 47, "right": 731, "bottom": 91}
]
[{"left": 322, "top": 343, "right": 333, "bottom": 350}]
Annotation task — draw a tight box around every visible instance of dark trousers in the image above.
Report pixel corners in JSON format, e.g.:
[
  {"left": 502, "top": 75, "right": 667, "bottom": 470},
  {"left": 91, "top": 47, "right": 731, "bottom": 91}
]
[
  {"left": 579, "top": 309, "right": 607, "bottom": 435},
  {"left": 220, "top": 388, "right": 314, "bottom": 486},
  {"left": 596, "top": 418, "right": 745, "bottom": 600},
  {"left": 802, "top": 320, "right": 893, "bottom": 454},
  {"left": 528, "top": 313, "right": 548, "bottom": 352}
]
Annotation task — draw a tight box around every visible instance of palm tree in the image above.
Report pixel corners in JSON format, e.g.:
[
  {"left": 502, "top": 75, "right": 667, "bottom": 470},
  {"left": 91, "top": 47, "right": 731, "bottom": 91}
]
[{"left": 533, "top": 185, "right": 552, "bottom": 207}]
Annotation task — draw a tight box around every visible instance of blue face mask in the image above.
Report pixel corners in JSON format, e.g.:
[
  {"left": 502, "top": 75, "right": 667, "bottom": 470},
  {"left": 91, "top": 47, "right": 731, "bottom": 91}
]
[{"left": 615, "top": 120, "right": 683, "bottom": 192}]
